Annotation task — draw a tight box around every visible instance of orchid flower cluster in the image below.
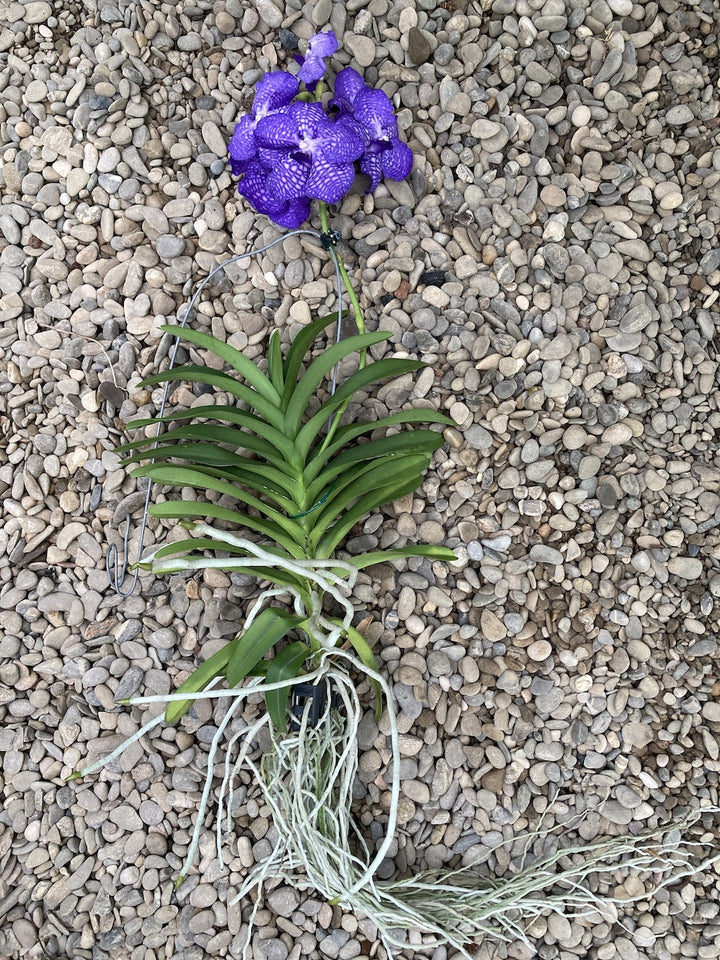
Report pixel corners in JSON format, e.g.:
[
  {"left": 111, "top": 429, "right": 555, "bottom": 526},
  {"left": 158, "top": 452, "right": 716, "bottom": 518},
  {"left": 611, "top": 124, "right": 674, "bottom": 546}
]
[{"left": 227, "top": 30, "right": 413, "bottom": 229}]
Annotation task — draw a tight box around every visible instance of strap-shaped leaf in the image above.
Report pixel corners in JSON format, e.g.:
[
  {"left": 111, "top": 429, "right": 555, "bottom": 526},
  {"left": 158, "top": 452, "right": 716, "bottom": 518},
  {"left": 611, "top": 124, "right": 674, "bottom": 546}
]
[
  {"left": 135, "top": 464, "right": 308, "bottom": 544},
  {"left": 225, "top": 607, "right": 307, "bottom": 687},
  {"left": 138, "top": 365, "right": 285, "bottom": 430},
  {"left": 265, "top": 640, "right": 310, "bottom": 732},
  {"left": 345, "top": 545, "right": 458, "bottom": 569},
  {"left": 306, "top": 431, "right": 444, "bottom": 502},
  {"left": 145, "top": 460, "right": 299, "bottom": 513},
  {"left": 165, "top": 641, "right": 234, "bottom": 724},
  {"left": 127, "top": 408, "right": 296, "bottom": 459},
  {"left": 283, "top": 331, "right": 390, "bottom": 437},
  {"left": 304, "top": 408, "right": 455, "bottom": 482},
  {"left": 315, "top": 471, "right": 429, "bottom": 558},
  {"left": 267, "top": 330, "right": 284, "bottom": 395},
  {"left": 159, "top": 324, "right": 280, "bottom": 404},
  {"left": 119, "top": 421, "right": 298, "bottom": 475},
  {"left": 282, "top": 310, "right": 346, "bottom": 404},
  {"left": 120, "top": 441, "right": 249, "bottom": 468},
  {"left": 309, "top": 453, "right": 432, "bottom": 545},
  {"left": 127, "top": 452, "right": 304, "bottom": 507},
  {"left": 293, "top": 358, "right": 426, "bottom": 460},
  {"left": 147, "top": 502, "right": 306, "bottom": 558}
]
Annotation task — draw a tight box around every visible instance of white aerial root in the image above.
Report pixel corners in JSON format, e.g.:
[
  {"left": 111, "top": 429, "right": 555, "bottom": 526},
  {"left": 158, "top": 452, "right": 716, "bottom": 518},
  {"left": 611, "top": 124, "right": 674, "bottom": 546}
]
[{"left": 75, "top": 526, "right": 720, "bottom": 956}]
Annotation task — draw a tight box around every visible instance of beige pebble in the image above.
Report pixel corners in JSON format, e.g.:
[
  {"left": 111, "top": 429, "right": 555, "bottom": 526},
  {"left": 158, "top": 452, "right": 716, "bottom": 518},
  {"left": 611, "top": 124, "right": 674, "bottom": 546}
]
[
  {"left": 602, "top": 422, "right": 633, "bottom": 445},
  {"left": 527, "top": 639, "right": 552, "bottom": 661}
]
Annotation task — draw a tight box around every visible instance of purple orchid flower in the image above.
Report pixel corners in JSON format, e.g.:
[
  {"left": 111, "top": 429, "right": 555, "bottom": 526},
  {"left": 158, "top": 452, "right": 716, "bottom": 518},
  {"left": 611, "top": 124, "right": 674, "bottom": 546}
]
[
  {"left": 296, "top": 30, "right": 338, "bottom": 87},
  {"left": 228, "top": 71, "right": 299, "bottom": 173},
  {"left": 331, "top": 67, "right": 413, "bottom": 191},
  {"left": 255, "top": 100, "right": 364, "bottom": 204},
  {"left": 236, "top": 159, "right": 311, "bottom": 229}
]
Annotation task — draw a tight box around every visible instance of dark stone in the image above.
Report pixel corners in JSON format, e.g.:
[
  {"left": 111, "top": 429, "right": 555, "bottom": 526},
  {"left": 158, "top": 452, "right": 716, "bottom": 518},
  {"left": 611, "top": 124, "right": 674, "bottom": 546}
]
[
  {"left": 280, "top": 29, "right": 299, "bottom": 50},
  {"left": 408, "top": 26, "right": 432, "bottom": 65},
  {"left": 418, "top": 270, "right": 447, "bottom": 287}
]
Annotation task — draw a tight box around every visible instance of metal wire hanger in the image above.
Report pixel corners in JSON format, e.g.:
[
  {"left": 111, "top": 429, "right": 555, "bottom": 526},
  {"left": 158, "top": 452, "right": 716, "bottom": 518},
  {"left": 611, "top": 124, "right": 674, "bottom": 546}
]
[{"left": 107, "top": 228, "right": 346, "bottom": 597}]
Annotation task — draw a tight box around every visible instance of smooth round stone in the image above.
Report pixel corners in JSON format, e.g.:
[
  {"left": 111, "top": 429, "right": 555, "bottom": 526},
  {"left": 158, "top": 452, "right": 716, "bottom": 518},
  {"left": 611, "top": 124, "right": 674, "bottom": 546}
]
[
  {"left": 659, "top": 192, "right": 683, "bottom": 211},
  {"left": 345, "top": 34, "right": 375, "bottom": 67},
  {"left": 702, "top": 702, "right": 720, "bottom": 723},
  {"left": 578, "top": 455, "right": 601, "bottom": 479},
  {"left": 666, "top": 104, "right": 694, "bottom": 124},
  {"left": 540, "top": 184, "right": 566, "bottom": 207},
  {"left": 527, "top": 639, "right": 552, "bottom": 662},
  {"left": 608, "top": 0, "right": 633, "bottom": 13},
  {"left": 562, "top": 424, "right": 587, "bottom": 450},
  {"left": 602, "top": 422, "right": 633, "bottom": 445},
  {"left": 25, "top": 79, "right": 47, "bottom": 103},
  {"left": 668, "top": 557, "right": 703, "bottom": 579},
  {"left": 529, "top": 545, "right": 564, "bottom": 565},
  {"left": 570, "top": 104, "right": 591, "bottom": 127}
]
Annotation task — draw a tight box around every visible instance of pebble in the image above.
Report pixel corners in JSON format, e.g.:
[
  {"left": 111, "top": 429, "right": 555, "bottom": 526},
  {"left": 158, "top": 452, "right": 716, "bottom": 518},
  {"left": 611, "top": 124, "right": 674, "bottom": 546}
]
[{"left": 527, "top": 640, "right": 552, "bottom": 662}]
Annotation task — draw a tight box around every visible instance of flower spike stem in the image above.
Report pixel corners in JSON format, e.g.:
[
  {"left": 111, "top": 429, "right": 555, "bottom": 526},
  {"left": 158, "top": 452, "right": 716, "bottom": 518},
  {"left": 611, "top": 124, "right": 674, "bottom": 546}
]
[{"left": 319, "top": 201, "right": 365, "bottom": 336}]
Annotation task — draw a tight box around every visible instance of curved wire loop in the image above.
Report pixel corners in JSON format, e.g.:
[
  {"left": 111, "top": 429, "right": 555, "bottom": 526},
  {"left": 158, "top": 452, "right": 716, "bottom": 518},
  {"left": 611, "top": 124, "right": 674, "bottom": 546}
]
[{"left": 107, "top": 229, "right": 347, "bottom": 597}]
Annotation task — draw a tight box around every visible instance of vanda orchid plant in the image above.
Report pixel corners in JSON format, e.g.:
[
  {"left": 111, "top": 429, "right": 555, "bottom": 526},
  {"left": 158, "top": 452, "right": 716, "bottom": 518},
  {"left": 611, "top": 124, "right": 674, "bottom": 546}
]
[{"left": 69, "top": 31, "right": 718, "bottom": 960}]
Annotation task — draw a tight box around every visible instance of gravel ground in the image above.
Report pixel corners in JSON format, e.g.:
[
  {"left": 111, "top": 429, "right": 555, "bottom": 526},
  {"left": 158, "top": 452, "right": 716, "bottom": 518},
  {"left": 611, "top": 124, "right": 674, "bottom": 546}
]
[{"left": 1, "top": 0, "right": 720, "bottom": 958}]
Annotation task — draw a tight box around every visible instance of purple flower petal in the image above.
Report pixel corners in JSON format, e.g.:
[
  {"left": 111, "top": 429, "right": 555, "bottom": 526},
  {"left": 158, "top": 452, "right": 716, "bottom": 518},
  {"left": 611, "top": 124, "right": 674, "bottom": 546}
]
[
  {"left": 236, "top": 162, "right": 277, "bottom": 211},
  {"left": 353, "top": 89, "right": 398, "bottom": 141},
  {"left": 298, "top": 30, "right": 338, "bottom": 85},
  {"left": 267, "top": 154, "right": 311, "bottom": 200},
  {"left": 330, "top": 67, "right": 366, "bottom": 114},
  {"left": 294, "top": 101, "right": 326, "bottom": 139},
  {"left": 229, "top": 156, "right": 251, "bottom": 176},
  {"left": 228, "top": 115, "right": 257, "bottom": 162},
  {"left": 316, "top": 125, "right": 365, "bottom": 164},
  {"left": 305, "top": 156, "right": 356, "bottom": 204},
  {"left": 271, "top": 197, "right": 311, "bottom": 229},
  {"left": 381, "top": 139, "right": 413, "bottom": 181},
  {"left": 298, "top": 59, "right": 325, "bottom": 85},
  {"left": 236, "top": 161, "right": 311, "bottom": 228},
  {"left": 359, "top": 152, "right": 383, "bottom": 192},
  {"left": 252, "top": 72, "right": 299, "bottom": 117},
  {"left": 307, "top": 30, "right": 338, "bottom": 59},
  {"left": 256, "top": 111, "right": 299, "bottom": 149}
]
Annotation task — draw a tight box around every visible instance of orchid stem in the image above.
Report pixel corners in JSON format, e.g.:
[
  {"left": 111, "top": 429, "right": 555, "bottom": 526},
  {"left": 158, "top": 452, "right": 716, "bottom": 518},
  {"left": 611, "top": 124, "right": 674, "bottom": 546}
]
[
  {"left": 318, "top": 200, "right": 367, "bottom": 451},
  {"left": 319, "top": 201, "right": 365, "bottom": 336}
]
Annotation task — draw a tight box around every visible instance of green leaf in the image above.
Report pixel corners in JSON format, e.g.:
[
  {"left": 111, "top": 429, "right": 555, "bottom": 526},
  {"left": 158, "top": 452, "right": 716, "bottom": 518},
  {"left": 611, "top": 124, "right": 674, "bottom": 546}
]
[
  {"left": 147, "top": 502, "right": 307, "bottom": 558},
  {"left": 138, "top": 365, "right": 285, "bottom": 431},
  {"left": 165, "top": 641, "right": 234, "bottom": 724},
  {"left": 303, "top": 408, "right": 455, "bottom": 482},
  {"left": 306, "top": 431, "right": 445, "bottom": 502},
  {"left": 282, "top": 310, "right": 346, "bottom": 405},
  {"left": 124, "top": 405, "right": 295, "bottom": 462},
  {"left": 316, "top": 470, "right": 428, "bottom": 558},
  {"left": 122, "top": 446, "right": 303, "bottom": 506},
  {"left": 345, "top": 546, "right": 458, "bottom": 569},
  {"left": 225, "top": 607, "right": 307, "bottom": 687},
  {"left": 159, "top": 324, "right": 281, "bottom": 404},
  {"left": 309, "top": 454, "right": 432, "bottom": 546},
  {"left": 265, "top": 641, "right": 310, "bottom": 732},
  {"left": 134, "top": 464, "right": 306, "bottom": 541},
  {"left": 267, "top": 330, "right": 284, "bottom": 395},
  {"left": 338, "top": 623, "right": 383, "bottom": 722},
  {"left": 119, "top": 420, "right": 298, "bottom": 475},
  {"left": 283, "top": 331, "right": 391, "bottom": 438},
  {"left": 293, "top": 358, "right": 426, "bottom": 461}
]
